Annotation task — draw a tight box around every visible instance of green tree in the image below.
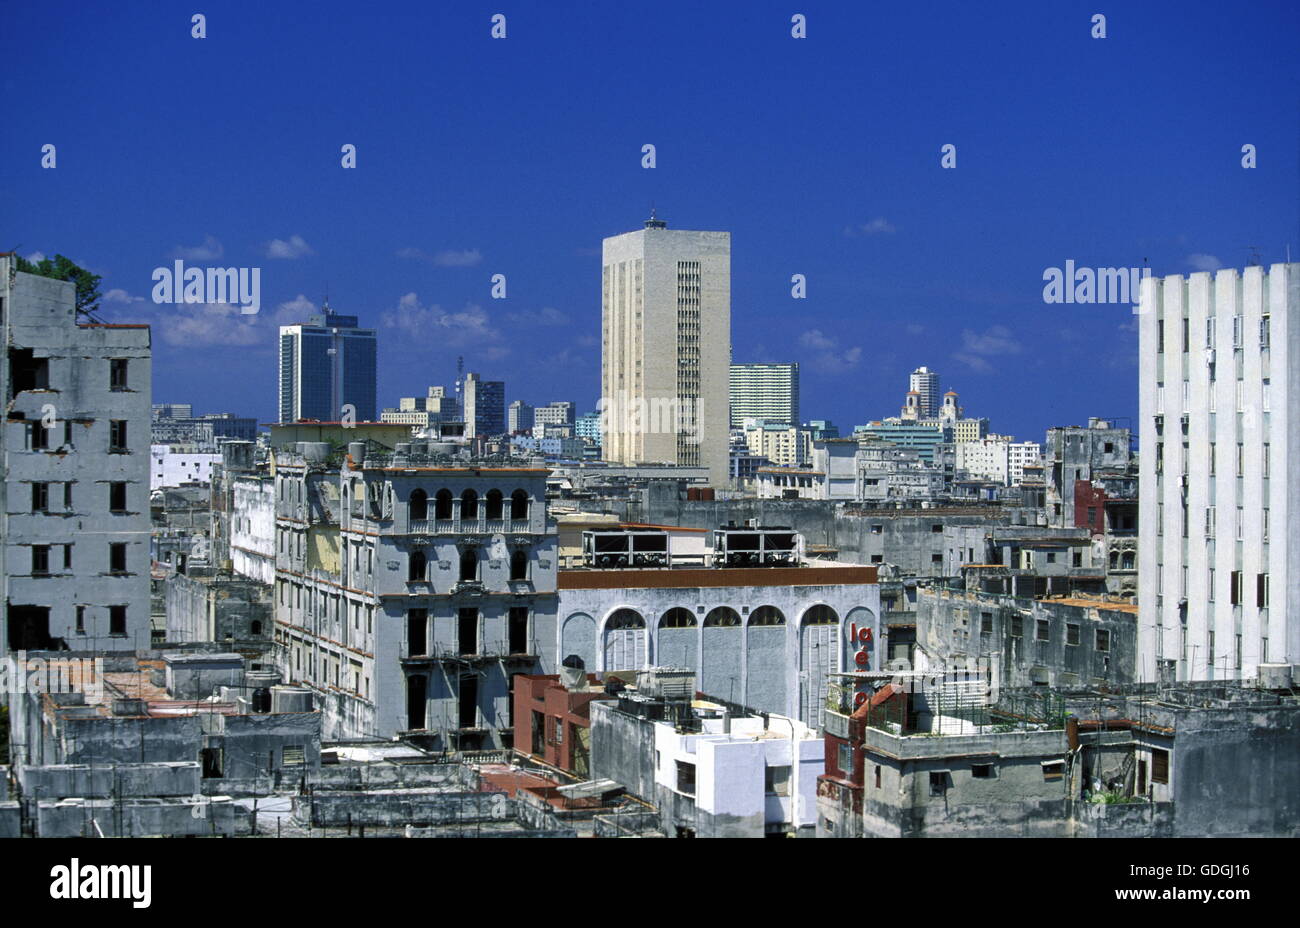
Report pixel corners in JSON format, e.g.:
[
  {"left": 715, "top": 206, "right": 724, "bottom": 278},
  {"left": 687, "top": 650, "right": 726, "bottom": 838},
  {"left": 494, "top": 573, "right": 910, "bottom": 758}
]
[{"left": 14, "top": 253, "right": 102, "bottom": 316}]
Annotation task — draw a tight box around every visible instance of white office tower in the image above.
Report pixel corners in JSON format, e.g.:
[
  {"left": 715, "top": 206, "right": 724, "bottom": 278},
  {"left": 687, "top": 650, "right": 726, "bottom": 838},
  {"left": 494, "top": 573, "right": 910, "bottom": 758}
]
[
  {"left": 601, "top": 215, "right": 731, "bottom": 486},
  {"left": 730, "top": 363, "right": 800, "bottom": 428},
  {"left": 1138, "top": 263, "right": 1298, "bottom": 683},
  {"left": 910, "top": 367, "right": 940, "bottom": 419}
]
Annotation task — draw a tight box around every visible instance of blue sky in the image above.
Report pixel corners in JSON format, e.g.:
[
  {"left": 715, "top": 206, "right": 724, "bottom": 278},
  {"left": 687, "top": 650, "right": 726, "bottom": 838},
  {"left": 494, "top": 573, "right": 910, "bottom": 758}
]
[{"left": 3, "top": 0, "right": 1297, "bottom": 443}]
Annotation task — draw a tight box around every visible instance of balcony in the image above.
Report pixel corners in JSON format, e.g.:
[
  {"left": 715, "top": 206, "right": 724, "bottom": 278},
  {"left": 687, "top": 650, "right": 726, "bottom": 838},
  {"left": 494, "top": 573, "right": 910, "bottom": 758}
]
[
  {"left": 403, "top": 518, "right": 530, "bottom": 536},
  {"left": 401, "top": 640, "right": 538, "bottom": 665}
]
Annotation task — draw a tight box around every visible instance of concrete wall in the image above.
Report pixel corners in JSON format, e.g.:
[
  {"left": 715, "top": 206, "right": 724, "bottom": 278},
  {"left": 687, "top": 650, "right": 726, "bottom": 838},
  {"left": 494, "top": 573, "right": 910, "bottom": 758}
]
[
  {"left": 35, "top": 795, "right": 243, "bottom": 837},
  {"left": 590, "top": 700, "right": 657, "bottom": 801},
  {"left": 297, "top": 788, "right": 509, "bottom": 826},
  {"left": 17, "top": 761, "right": 200, "bottom": 799}
]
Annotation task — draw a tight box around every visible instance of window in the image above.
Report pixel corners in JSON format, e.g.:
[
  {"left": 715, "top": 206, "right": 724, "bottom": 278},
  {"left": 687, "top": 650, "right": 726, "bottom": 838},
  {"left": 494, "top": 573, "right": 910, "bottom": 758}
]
[
  {"left": 676, "top": 760, "right": 696, "bottom": 796},
  {"left": 109, "top": 420, "right": 128, "bottom": 453},
  {"left": 32, "top": 545, "right": 50, "bottom": 576},
  {"left": 75, "top": 605, "right": 85, "bottom": 634},
  {"left": 1151, "top": 749, "right": 1169, "bottom": 784},
  {"left": 931, "top": 554, "right": 942, "bottom": 564},
  {"left": 870, "top": 524, "right": 883, "bottom": 535},
  {"left": 109, "top": 358, "right": 129, "bottom": 391},
  {"left": 1205, "top": 506, "right": 1215, "bottom": 537},
  {"left": 980, "top": 612, "right": 993, "bottom": 635},
  {"left": 109, "top": 482, "right": 127, "bottom": 513},
  {"left": 1260, "top": 315, "right": 1271, "bottom": 348},
  {"left": 64, "top": 482, "right": 72, "bottom": 509},
  {"left": 1036, "top": 619, "right": 1050, "bottom": 642},
  {"left": 459, "top": 548, "right": 478, "bottom": 582},
  {"left": 1096, "top": 629, "right": 1110, "bottom": 652},
  {"left": 1230, "top": 570, "right": 1242, "bottom": 606},
  {"left": 1156, "top": 319, "right": 1164, "bottom": 353},
  {"left": 1046, "top": 552, "right": 1056, "bottom": 564},
  {"left": 1009, "top": 616, "right": 1023, "bottom": 638},
  {"left": 930, "top": 524, "right": 942, "bottom": 533},
  {"left": 407, "top": 609, "right": 427, "bottom": 657},
  {"left": 1181, "top": 317, "right": 1189, "bottom": 353},
  {"left": 972, "top": 763, "right": 995, "bottom": 779},
  {"left": 31, "top": 482, "right": 49, "bottom": 513},
  {"left": 1236, "top": 443, "right": 1243, "bottom": 476},
  {"left": 1256, "top": 573, "right": 1269, "bottom": 608},
  {"left": 765, "top": 765, "right": 791, "bottom": 797},
  {"left": 1066, "top": 623, "right": 1080, "bottom": 646},
  {"left": 1262, "top": 444, "right": 1270, "bottom": 478},
  {"left": 874, "top": 765, "right": 882, "bottom": 789},
  {"left": 109, "top": 605, "right": 127, "bottom": 636},
  {"left": 282, "top": 746, "right": 305, "bottom": 766},
  {"left": 837, "top": 743, "right": 852, "bottom": 776},
  {"left": 1232, "top": 314, "right": 1242, "bottom": 349},
  {"left": 928, "top": 771, "right": 948, "bottom": 796},
  {"left": 408, "top": 550, "right": 426, "bottom": 582},
  {"left": 63, "top": 545, "right": 72, "bottom": 569},
  {"left": 510, "top": 549, "right": 528, "bottom": 581},
  {"left": 1042, "top": 761, "right": 1064, "bottom": 782},
  {"left": 30, "top": 420, "right": 50, "bottom": 450}
]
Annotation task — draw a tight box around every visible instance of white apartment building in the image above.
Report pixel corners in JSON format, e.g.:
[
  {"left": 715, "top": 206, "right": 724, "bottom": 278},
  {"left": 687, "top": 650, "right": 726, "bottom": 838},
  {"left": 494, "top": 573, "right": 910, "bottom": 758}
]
[
  {"left": 730, "top": 363, "right": 799, "bottom": 428},
  {"left": 1138, "top": 263, "right": 1297, "bottom": 683},
  {"left": 910, "top": 367, "right": 940, "bottom": 419},
  {"left": 601, "top": 216, "right": 731, "bottom": 486},
  {"left": 955, "top": 436, "right": 1042, "bottom": 486}
]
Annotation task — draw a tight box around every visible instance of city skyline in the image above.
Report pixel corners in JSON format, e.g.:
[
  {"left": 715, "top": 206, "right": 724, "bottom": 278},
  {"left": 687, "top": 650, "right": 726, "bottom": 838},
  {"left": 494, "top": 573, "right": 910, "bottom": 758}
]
[{"left": 4, "top": 1, "right": 1296, "bottom": 444}]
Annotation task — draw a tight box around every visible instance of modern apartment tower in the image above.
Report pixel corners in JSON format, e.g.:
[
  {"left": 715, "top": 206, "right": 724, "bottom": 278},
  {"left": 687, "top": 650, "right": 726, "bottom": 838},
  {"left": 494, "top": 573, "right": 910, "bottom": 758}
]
[
  {"left": 278, "top": 305, "right": 377, "bottom": 423},
  {"left": 463, "top": 372, "right": 505, "bottom": 438},
  {"left": 1138, "top": 263, "right": 1298, "bottom": 684},
  {"left": 1, "top": 255, "right": 153, "bottom": 654},
  {"left": 910, "top": 367, "right": 940, "bottom": 419},
  {"left": 730, "top": 362, "right": 800, "bottom": 428},
  {"left": 601, "top": 215, "right": 731, "bottom": 486}
]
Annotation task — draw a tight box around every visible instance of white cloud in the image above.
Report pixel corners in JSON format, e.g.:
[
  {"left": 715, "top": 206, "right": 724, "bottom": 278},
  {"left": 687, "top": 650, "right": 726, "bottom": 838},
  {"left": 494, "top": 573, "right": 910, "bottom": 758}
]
[
  {"left": 799, "top": 328, "right": 862, "bottom": 372},
  {"left": 506, "top": 306, "right": 570, "bottom": 327},
  {"left": 103, "top": 288, "right": 145, "bottom": 304},
  {"left": 844, "top": 218, "right": 896, "bottom": 237},
  {"left": 264, "top": 235, "right": 314, "bottom": 259},
  {"left": 1187, "top": 253, "right": 1222, "bottom": 272},
  {"left": 397, "top": 247, "right": 483, "bottom": 267},
  {"left": 171, "top": 235, "right": 224, "bottom": 261},
  {"left": 952, "top": 325, "right": 1022, "bottom": 373},
  {"left": 25, "top": 251, "right": 45, "bottom": 263},
  {"left": 381, "top": 292, "right": 502, "bottom": 349},
  {"left": 433, "top": 248, "right": 483, "bottom": 267}
]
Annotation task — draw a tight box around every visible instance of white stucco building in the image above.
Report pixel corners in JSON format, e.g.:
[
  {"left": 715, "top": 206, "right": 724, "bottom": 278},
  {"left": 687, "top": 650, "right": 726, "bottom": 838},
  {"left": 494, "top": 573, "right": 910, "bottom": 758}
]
[
  {"left": 1138, "top": 263, "right": 1298, "bottom": 682},
  {"left": 150, "top": 445, "right": 221, "bottom": 489}
]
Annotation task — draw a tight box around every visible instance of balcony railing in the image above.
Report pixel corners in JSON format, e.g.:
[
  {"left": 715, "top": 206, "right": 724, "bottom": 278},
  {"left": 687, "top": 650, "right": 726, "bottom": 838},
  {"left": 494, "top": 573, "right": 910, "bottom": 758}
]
[{"left": 404, "top": 518, "right": 530, "bottom": 535}]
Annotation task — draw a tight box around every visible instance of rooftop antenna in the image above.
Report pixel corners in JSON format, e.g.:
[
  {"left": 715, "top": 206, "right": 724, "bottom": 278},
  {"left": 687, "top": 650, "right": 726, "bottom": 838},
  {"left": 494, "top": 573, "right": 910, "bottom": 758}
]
[
  {"left": 455, "top": 355, "right": 464, "bottom": 396},
  {"left": 645, "top": 204, "right": 667, "bottom": 230}
]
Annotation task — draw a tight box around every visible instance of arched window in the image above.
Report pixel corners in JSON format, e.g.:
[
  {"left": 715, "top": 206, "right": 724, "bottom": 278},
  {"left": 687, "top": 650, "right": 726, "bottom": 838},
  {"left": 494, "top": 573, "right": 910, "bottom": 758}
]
[
  {"left": 801, "top": 604, "right": 839, "bottom": 625},
  {"left": 704, "top": 606, "right": 741, "bottom": 627},
  {"left": 510, "top": 489, "right": 529, "bottom": 520},
  {"left": 606, "top": 608, "right": 646, "bottom": 630},
  {"left": 408, "top": 550, "right": 426, "bottom": 582},
  {"left": 434, "top": 489, "right": 453, "bottom": 520},
  {"left": 485, "top": 489, "right": 504, "bottom": 520},
  {"left": 461, "top": 488, "right": 478, "bottom": 521},
  {"left": 749, "top": 606, "right": 786, "bottom": 626},
  {"left": 250, "top": 620, "right": 263, "bottom": 636},
  {"left": 459, "top": 547, "right": 478, "bottom": 582},
  {"left": 659, "top": 607, "right": 697, "bottom": 628},
  {"left": 1121, "top": 551, "right": 1135, "bottom": 570},
  {"left": 409, "top": 489, "right": 428, "bottom": 521},
  {"left": 510, "top": 549, "right": 528, "bottom": 581}
]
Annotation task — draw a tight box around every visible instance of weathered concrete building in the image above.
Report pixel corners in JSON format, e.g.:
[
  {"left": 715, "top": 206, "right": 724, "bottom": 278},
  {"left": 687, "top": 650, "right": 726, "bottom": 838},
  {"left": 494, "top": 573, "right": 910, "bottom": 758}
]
[
  {"left": 818, "top": 673, "right": 1300, "bottom": 838},
  {"left": 557, "top": 526, "right": 880, "bottom": 729},
  {"left": 166, "top": 568, "right": 273, "bottom": 645},
  {"left": 2, "top": 255, "right": 152, "bottom": 654},
  {"left": 273, "top": 441, "right": 558, "bottom": 747},
  {"left": 914, "top": 584, "right": 1138, "bottom": 690}
]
